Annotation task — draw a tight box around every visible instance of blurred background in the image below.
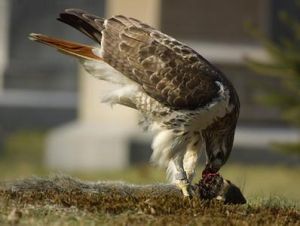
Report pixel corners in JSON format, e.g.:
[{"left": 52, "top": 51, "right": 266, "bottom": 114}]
[{"left": 0, "top": 0, "right": 299, "bottom": 204}]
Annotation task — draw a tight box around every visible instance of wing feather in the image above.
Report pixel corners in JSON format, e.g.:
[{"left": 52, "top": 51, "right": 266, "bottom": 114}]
[
  {"left": 58, "top": 9, "right": 105, "bottom": 43},
  {"left": 101, "top": 15, "right": 222, "bottom": 109},
  {"left": 32, "top": 9, "right": 226, "bottom": 110}
]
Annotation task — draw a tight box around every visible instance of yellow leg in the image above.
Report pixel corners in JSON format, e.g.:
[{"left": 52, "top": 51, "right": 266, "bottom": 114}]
[{"left": 176, "top": 179, "right": 192, "bottom": 197}]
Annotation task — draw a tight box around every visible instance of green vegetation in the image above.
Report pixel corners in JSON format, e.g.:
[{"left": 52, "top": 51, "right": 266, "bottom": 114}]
[
  {"left": 0, "top": 162, "right": 299, "bottom": 205},
  {"left": 1, "top": 200, "right": 297, "bottom": 226},
  {"left": 1, "top": 130, "right": 299, "bottom": 203},
  {"left": 2, "top": 130, "right": 45, "bottom": 162},
  {"left": 0, "top": 131, "right": 299, "bottom": 225},
  {"left": 0, "top": 130, "right": 46, "bottom": 181},
  {"left": 247, "top": 6, "right": 300, "bottom": 155},
  {"left": 0, "top": 175, "right": 299, "bottom": 226}
]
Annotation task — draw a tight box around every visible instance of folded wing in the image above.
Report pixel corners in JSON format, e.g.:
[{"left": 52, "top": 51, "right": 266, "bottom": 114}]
[{"left": 32, "top": 9, "right": 224, "bottom": 110}]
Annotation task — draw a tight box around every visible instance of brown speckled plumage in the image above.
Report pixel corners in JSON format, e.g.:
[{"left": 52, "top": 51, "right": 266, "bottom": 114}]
[{"left": 29, "top": 9, "right": 240, "bottom": 197}]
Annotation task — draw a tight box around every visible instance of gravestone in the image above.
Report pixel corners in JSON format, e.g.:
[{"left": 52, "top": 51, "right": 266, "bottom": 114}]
[{"left": 45, "top": 0, "right": 161, "bottom": 171}]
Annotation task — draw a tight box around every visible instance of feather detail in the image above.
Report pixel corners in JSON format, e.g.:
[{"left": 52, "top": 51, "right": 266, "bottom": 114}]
[
  {"left": 57, "top": 8, "right": 104, "bottom": 43},
  {"left": 28, "top": 9, "right": 241, "bottom": 182}
]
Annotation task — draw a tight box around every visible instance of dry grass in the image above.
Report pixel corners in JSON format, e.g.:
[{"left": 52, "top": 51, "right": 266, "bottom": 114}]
[
  {"left": 0, "top": 175, "right": 299, "bottom": 226},
  {"left": 1, "top": 131, "right": 299, "bottom": 224}
]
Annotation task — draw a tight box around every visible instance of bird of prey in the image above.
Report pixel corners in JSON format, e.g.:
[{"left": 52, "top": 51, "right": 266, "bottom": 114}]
[{"left": 29, "top": 9, "right": 240, "bottom": 197}]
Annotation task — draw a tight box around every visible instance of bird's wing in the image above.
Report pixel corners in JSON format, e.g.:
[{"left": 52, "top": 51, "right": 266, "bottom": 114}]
[
  {"left": 32, "top": 9, "right": 224, "bottom": 110},
  {"left": 101, "top": 15, "right": 222, "bottom": 110}
]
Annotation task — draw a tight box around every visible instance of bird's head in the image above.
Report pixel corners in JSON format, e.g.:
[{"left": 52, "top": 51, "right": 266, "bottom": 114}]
[
  {"left": 203, "top": 122, "right": 237, "bottom": 176},
  {"left": 201, "top": 145, "right": 232, "bottom": 186},
  {"left": 202, "top": 96, "right": 239, "bottom": 175},
  {"left": 203, "top": 151, "right": 227, "bottom": 175}
]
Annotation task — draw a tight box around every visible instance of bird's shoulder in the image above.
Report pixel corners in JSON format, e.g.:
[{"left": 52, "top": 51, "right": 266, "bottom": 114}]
[{"left": 101, "top": 15, "right": 227, "bottom": 110}]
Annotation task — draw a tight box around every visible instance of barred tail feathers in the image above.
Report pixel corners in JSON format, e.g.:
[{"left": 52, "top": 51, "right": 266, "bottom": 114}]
[{"left": 29, "top": 33, "right": 101, "bottom": 61}]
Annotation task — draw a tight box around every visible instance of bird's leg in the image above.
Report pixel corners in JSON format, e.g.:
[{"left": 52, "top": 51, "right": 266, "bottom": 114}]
[
  {"left": 172, "top": 154, "right": 192, "bottom": 197},
  {"left": 183, "top": 150, "right": 198, "bottom": 183},
  {"left": 184, "top": 134, "right": 203, "bottom": 183}
]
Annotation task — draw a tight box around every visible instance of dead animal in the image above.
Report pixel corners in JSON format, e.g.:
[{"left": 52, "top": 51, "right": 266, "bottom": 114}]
[
  {"left": 0, "top": 175, "right": 246, "bottom": 215},
  {"left": 196, "top": 172, "right": 246, "bottom": 204}
]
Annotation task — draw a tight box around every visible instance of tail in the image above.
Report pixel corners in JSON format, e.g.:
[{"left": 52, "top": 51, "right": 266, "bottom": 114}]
[
  {"left": 28, "top": 9, "right": 139, "bottom": 107},
  {"left": 57, "top": 8, "right": 105, "bottom": 44},
  {"left": 28, "top": 9, "right": 106, "bottom": 61},
  {"left": 29, "top": 33, "right": 102, "bottom": 61}
]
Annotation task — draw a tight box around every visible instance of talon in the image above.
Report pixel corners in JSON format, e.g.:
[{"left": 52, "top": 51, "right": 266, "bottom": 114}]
[
  {"left": 186, "top": 171, "right": 195, "bottom": 183},
  {"left": 176, "top": 179, "right": 193, "bottom": 197}
]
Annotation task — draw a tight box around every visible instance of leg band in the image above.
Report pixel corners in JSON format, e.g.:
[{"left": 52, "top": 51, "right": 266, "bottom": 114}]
[{"left": 175, "top": 171, "right": 187, "bottom": 180}]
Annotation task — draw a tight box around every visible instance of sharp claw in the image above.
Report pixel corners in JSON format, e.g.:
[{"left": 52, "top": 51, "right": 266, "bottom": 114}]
[
  {"left": 185, "top": 194, "right": 193, "bottom": 200},
  {"left": 176, "top": 180, "right": 193, "bottom": 198},
  {"left": 182, "top": 188, "right": 192, "bottom": 198}
]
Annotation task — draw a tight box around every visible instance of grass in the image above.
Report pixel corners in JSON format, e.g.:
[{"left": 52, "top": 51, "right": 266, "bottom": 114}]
[
  {"left": 0, "top": 175, "right": 299, "bottom": 226},
  {"left": 0, "top": 164, "right": 299, "bottom": 226},
  {"left": 1, "top": 197, "right": 298, "bottom": 226},
  {"left": 0, "top": 162, "right": 299, "bottom": 205},
  {"left": 0, "top": 130, "right": 299, "bottom": 225}
]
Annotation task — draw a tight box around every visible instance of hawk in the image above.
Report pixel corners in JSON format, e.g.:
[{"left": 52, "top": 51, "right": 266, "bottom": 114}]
[{"left": 29, "top": 9, "right": 240, "bottom": 197}]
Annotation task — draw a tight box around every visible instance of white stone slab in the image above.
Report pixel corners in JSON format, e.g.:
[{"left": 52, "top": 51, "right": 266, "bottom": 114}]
[{"left": 45, "top": 122, "right": 139, "bottom": 171}]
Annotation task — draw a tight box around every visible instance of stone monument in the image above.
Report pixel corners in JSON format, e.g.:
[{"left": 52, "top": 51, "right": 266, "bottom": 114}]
[{"left": 45, "top": 0, "right": 161, "bottom": 171}]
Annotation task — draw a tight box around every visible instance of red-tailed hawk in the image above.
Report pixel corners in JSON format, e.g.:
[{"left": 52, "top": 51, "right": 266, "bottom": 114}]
[{"left": 29, "top": 9, "right": 240, "bottom": 197}]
